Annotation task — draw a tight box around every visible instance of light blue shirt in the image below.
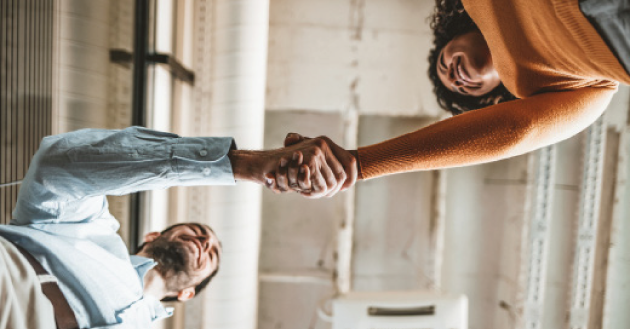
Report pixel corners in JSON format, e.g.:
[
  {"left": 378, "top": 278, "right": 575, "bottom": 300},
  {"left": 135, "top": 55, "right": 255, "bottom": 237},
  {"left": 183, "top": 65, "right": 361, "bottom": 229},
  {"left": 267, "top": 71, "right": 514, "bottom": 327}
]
[{"left": 0, "top": 127, "right": 236, "bottom": 328}]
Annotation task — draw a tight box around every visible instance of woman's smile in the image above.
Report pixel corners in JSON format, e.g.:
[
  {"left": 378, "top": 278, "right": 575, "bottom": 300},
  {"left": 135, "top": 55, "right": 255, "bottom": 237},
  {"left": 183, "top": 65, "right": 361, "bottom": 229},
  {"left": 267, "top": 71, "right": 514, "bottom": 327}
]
[{"left": 437, "top": 31, "right": 501, "bottom": 96}]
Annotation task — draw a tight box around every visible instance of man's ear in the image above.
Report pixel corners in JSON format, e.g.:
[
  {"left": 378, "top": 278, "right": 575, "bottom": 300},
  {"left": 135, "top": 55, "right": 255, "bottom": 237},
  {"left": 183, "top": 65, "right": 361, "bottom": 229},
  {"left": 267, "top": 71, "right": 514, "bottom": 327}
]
[
  {"left": 143, "top": 231, "right": 161, "bottom": 243},
  {"left": 177, "top": 287, "right": 196, "bottom": 301}
]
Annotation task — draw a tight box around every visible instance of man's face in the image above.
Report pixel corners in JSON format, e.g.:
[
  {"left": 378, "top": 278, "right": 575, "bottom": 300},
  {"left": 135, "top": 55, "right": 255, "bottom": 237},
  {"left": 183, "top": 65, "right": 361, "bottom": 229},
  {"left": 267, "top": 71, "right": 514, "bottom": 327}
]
[{"left": 143, "top": 223, "right": 221, "bottom": 293}]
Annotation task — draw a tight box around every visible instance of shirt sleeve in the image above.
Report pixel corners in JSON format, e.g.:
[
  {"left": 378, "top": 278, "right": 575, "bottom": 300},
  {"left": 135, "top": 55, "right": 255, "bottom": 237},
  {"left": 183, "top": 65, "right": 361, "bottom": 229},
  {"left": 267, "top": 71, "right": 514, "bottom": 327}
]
[
  {"left": 11, "top": 127, "right": 236, "bottom": 225},
  {"left": 357, "top": 87, "right": 616, "bottom": 179}
]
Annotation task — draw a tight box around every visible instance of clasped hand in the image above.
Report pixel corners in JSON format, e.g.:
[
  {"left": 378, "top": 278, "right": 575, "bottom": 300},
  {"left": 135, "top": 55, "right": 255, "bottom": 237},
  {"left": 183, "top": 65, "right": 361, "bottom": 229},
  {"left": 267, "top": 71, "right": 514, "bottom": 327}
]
[{"left": 264, "top": 133, "right": 357, "bottom": 198}]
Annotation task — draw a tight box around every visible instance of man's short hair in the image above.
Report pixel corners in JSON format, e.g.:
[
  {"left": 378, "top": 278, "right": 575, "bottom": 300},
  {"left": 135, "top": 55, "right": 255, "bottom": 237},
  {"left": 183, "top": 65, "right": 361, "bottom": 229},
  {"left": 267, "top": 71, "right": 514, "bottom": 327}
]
[{"left": 136, "top": 223, "right": 221, "bottom": 302}]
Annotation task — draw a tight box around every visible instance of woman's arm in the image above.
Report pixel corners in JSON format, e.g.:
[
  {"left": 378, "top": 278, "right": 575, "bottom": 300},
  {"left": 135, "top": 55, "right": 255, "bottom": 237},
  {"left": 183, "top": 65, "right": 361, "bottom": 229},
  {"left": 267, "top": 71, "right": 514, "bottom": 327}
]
[
  {"left": 249, "top": 87, "right": 615, "bottom": 195},
  {"left": 357, "top": 87, "right": 615, "bottom": 179}
]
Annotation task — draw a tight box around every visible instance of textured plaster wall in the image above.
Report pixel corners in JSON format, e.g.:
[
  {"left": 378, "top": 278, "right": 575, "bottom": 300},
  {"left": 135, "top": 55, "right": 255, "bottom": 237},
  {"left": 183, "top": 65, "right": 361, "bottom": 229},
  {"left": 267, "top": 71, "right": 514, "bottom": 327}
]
[
  {"left": 261, "top": 2, "right": 630, "bottom": 327},
  {"left": 266, "top": 0, "right": 440, "bottom": 117},
  {"left": 260, "top": 111, "right": 345, "bottom": 329},
  {"left": 353, "top": 116, "right": 437, "bottom": 292},
  {"left": 261, "top": 1, "right": 445, "bottom": 327}
]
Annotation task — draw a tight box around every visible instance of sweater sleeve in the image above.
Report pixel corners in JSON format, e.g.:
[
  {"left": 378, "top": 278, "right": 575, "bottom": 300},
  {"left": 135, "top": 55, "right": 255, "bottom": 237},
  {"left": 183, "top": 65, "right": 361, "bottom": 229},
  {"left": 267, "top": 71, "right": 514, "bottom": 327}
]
[{"left": 357, "top": 87, "right": 616, "bottom": 179}]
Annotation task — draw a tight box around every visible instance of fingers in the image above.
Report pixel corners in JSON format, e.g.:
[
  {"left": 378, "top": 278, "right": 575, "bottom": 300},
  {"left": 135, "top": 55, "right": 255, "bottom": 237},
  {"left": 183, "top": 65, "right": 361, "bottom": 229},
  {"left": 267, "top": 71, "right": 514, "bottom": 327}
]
[
  {"left": 306, "top": 165, "right": 328, "bottom": 198},
  {"left": 268, "top": 161, "right": 312, "bottom": 196},
  {"left": 311, "top": 137, "right": 346, "bottom": 197},
  {"left": 275, "top": 157, "right": 290, "bottom": 192},
  {"left": 287, "top": 137, "right": 343, "bottom": 198},
  {"left": 320, "top": 136, "right": 357, "bottom": 192},
  {"left": 287, "top": 151, "right": 303, "bottom": 190},
  {"left": 318, "top": 159, "right": 338, "bottom": 196},
  {"left": 265, "top": 173, "right": 281, "bottom": 194},
  {"left": 297, "top": 164, "right": 311, "bottom": 192},
  {"left": 324, "top": 154, "right": 347, "bottom": 197}
]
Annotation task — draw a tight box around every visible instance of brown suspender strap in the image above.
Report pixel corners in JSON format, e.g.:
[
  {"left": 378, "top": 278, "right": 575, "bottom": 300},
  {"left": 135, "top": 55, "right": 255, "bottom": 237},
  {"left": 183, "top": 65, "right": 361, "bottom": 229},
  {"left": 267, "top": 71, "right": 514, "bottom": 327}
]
[{"left": 14, "top": 245, "right": 80, "bottom": 329}]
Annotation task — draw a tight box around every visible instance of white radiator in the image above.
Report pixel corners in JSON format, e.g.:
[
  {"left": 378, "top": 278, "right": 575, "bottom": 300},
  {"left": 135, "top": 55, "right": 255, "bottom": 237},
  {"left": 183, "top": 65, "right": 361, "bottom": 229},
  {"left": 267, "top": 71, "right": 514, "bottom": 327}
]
[{"left": 332, "top": 291, "right": 468, "bottom": 329}]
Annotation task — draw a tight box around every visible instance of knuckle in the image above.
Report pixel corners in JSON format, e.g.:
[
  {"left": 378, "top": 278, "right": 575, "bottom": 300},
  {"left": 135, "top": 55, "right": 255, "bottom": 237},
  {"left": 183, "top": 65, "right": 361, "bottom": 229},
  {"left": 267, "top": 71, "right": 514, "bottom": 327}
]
[
  {"left": 312, "top": 147, "right": 323, "bottom": 156},
  {"left": 313, "top": 138, "right": 326, "bottom": 148},
  {"left": 337, "top": 171, "right": 347, "bottom": 181}
]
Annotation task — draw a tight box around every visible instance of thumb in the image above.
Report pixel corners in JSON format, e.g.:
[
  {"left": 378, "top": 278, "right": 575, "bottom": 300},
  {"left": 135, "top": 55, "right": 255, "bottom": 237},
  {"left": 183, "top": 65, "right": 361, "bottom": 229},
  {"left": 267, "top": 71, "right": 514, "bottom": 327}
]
[{"left": 284, "top": 132, "right": 305, "bottom": 147}]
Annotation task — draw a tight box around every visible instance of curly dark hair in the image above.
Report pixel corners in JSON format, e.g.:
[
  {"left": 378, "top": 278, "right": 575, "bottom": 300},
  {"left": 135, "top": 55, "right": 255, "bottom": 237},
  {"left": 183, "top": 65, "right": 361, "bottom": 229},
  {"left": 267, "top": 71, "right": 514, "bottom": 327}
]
[{"left": 427, "top": 0, "right": 517, "bottom": 115}]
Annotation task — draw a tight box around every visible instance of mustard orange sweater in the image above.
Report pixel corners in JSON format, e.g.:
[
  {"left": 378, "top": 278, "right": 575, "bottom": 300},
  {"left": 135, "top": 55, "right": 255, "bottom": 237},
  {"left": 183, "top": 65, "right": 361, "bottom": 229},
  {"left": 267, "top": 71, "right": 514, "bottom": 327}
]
[{"left": 356, "top": 0, "right": 630, "bottom": 179}]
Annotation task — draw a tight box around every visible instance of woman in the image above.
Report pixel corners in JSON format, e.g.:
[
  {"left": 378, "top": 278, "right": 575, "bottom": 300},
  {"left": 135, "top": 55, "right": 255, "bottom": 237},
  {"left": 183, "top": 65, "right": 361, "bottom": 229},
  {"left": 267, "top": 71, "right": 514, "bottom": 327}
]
[
  {"left": 427, "top": 0, "right": 518, "bottom": 115},
  {"left": 268, "top": 0, "right": 630, "bottom": 197}
]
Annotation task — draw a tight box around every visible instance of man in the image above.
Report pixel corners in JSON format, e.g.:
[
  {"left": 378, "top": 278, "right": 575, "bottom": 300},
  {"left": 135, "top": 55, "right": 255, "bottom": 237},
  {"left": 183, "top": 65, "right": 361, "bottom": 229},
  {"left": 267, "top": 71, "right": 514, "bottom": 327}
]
[{"left": 0, "top": 126, "right": 356, "bottom": 329}]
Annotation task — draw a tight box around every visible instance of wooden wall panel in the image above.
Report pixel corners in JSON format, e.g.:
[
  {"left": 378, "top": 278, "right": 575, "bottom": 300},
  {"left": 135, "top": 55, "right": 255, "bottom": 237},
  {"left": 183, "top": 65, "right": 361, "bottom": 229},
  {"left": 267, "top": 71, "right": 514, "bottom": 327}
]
[{"left": 0, "top": 0, "right": 54, "bottom": 225}]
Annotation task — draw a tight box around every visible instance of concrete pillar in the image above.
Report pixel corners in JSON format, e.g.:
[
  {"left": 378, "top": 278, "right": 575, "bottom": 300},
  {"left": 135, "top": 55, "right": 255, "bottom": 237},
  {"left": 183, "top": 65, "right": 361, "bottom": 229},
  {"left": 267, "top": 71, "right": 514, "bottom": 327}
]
[{"left": 186, "top": 0, "right": 270, "bottom": 328}]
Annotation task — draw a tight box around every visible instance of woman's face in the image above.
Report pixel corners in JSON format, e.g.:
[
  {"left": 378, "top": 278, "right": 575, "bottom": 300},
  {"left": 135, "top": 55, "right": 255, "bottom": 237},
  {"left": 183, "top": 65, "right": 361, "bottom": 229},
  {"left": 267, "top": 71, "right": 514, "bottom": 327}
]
[{"left": 437, "top": 31, "right": 500, "bottom": 97}]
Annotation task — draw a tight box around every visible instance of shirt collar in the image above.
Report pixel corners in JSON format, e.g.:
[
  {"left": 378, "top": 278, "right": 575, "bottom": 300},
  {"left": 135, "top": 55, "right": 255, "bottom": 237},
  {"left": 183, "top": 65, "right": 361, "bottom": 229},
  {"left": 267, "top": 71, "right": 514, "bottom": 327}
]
[
  {"left": 129, "top": 255, "right": 157, "bottom": 287},
  {"left": 144, "top": 295, "right": 174, "bottom": 320},
  {"left": 129, "top": 255, "right": 174, "bottom": 320}
]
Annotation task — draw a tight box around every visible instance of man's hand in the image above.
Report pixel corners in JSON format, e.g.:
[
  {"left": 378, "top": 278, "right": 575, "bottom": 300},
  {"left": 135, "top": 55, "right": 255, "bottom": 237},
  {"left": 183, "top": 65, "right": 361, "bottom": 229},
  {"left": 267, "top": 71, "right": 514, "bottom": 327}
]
[
  {"left": 265, "top": 150, "right": 312, "bottom": 194},
  {"left": 268, "top": 133, "right": 358, "bottom": 198},
  {"left": 228, "top": 136, "right": 355, "bottom": 198}
]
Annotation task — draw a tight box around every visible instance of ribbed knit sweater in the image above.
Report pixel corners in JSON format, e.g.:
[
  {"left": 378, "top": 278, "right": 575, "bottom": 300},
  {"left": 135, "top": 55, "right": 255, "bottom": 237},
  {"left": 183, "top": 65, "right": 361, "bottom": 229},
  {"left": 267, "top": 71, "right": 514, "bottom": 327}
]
[{"left": 356, "top": 0, "right": 630, "bottom": 179}]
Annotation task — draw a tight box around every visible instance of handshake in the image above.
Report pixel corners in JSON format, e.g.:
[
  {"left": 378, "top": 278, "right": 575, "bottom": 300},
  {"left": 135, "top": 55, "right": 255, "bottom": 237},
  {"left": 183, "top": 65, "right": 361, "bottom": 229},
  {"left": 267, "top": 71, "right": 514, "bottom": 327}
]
[{"left": 229, "top": 133, "right": 359, "bottom": 198}]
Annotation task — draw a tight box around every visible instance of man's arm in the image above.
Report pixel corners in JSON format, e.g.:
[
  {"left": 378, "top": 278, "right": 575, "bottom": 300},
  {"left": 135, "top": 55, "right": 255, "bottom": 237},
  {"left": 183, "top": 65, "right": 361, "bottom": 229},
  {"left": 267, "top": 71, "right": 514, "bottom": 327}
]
[
  {"left": 12, "top": 126, "right": 348, "bottom": 225},
  {"left": 12, "top": 127, "right": 237, "bottom": 225}
]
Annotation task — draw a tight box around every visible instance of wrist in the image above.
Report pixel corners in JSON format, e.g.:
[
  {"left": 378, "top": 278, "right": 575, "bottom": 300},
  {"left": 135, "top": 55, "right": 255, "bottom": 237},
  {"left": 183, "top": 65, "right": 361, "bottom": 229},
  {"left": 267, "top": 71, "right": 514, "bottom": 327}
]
[
  {"left": 228, "top": 149, "right": 275, "bottom": 184},
  {"left": 348, "top": 149, "right": 363, "bottom": 180}
]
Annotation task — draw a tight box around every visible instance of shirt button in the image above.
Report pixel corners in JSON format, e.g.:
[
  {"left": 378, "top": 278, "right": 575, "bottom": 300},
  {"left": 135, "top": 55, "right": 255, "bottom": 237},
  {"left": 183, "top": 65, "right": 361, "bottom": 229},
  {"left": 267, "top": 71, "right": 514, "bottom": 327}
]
[
  {"left": 199, "top": 150, "right": 208, "bottom": 157},
  {"left": 203, "top": 167, "right": 212, "bottom": 176}
]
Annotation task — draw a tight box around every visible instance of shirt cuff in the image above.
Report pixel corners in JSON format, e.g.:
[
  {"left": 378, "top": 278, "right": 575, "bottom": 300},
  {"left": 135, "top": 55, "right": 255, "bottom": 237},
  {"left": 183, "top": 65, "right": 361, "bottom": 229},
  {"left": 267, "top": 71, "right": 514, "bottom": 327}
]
[{"left": 172, "top": 137, "right": 237, "bottom": 186}]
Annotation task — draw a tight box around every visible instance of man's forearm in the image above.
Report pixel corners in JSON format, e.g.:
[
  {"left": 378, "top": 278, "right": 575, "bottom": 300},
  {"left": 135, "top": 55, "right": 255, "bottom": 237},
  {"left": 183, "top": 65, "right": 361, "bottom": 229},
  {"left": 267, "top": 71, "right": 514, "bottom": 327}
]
[
  {"left": 228, "top": 149, "right": 272, "bottom": 184},
  {"left": 19, "top": 127, "right": 236, "bottom": 208}
]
